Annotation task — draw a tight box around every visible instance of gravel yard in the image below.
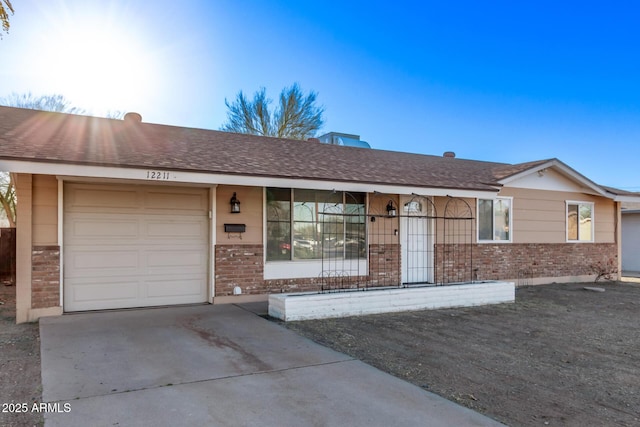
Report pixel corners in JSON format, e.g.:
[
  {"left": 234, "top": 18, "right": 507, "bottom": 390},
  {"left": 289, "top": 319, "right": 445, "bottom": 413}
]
[{"left": 0, "top": 283, "right": 43, "bottom": 427}]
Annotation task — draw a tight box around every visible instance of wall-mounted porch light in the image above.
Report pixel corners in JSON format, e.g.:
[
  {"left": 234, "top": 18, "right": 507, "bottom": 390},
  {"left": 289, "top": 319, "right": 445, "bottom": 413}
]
[
  {"left": 386, "top": 200, "right": 397, "bottom": 217},
  {"left": 230, "top": 192, "right": 241, "bottom": 213}
]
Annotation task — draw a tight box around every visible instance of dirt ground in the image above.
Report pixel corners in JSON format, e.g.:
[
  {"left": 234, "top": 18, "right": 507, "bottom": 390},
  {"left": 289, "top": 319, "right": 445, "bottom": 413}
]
[
  {"left": 1, "top": 281, "right": 638, "bottom": 427},
  {"left": 0, "top": 283, "right": 43, "bottom": 427},
  {"left": 285, "top": 281, "right": 640, "bottom": 427}
]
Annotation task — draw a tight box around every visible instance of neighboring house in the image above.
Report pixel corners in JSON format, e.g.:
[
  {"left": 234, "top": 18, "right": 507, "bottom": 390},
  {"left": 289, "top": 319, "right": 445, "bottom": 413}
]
[
  {"left": 1, "top": 105, "right": 640, "bottom": 323},
  {"left": 621, "top": 202, "right": 640, "bottom": 273}
]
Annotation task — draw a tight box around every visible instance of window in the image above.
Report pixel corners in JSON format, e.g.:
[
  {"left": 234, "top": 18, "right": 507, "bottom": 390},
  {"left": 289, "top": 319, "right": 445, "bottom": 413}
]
[
  {"left": 566, "top": 202, "right": 593, "bottom": 242},
  {"left": 266, "top": 188, "right": 291, "bottom": 260},
  {"left": 266, "top": 188, "right": 366, "bottom": 261},
  {"left": 478, "top": 198, "right": 511, "bottom": 242}
]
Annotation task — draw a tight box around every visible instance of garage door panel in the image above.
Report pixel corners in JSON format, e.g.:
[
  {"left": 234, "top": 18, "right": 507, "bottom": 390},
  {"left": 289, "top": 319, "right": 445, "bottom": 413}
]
[
  {"left": 70, "top": 219, "right": 139, "bottom": 239},
  {"left": 67, "top": 250, "right": 140, "bottom": 275},
  {"left": 145, "top": 278, "right": 206, "bottom": 298},
  {"left": 68, "top": 280, "right": 139, "bottom": 302},
  {"left": 64, "top": 183, "right": 209, "bottom": 312},
  {"left": 68, "top": 188, "right": 140, "bottom": 211},
  {"left": 146, "top": 250, "right": 206, "bottom": 269},
  {"left": 144, "top": 190, "right": 208, "bottom": 212},
  {"left": 145, "top": 220, "right": 207, "bottom": 238}
]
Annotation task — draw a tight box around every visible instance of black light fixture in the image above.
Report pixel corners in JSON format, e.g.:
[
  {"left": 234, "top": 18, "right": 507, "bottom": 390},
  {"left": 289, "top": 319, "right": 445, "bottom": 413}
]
[
  {"left": 230, "top": 192, "right": 241, "bottom": 213},
  {"left": 386, "top": 200, "right": 397, "bottom": 217}
]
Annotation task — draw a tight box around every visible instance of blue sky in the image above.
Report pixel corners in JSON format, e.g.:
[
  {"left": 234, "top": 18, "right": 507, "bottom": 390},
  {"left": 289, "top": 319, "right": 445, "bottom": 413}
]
[{"left": 2, "top": 0, "right": 639, "bottom": 190}]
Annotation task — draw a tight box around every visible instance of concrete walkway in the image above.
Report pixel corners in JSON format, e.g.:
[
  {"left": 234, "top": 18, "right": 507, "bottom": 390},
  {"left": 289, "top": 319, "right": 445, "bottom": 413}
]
[{"left": 40, "top": 303, "right": 503, "bottom": 426}]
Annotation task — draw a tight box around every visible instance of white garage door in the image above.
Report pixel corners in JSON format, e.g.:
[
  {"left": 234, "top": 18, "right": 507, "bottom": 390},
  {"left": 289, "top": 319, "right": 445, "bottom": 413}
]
[
  {"left": 622, "top": 213, "right": 640, "bottom": 272},
  {"left": 64, "top": 183, "right": 209, "bottom": 312}
]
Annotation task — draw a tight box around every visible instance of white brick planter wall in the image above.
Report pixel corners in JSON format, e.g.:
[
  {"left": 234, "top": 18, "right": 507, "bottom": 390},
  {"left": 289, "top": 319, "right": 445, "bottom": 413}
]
[{"left": 268, "top": 281, "right": 515, "bottom": 321}]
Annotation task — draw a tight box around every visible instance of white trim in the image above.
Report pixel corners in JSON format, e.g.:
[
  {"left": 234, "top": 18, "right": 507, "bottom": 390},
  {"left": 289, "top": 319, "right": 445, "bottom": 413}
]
[
  {"left": 477, "top": 196, "right": 513, "bottom": 243},
  {"left": 263, "top": 188, "right": 369, "bottom": 280},
  {"left": 57, "top": 178, "right": 64, "bottom": 307},
  {"left": 264, "top": 188, "right": 368, "bottom": 264},
  {"left": 503, "top": 168, "right": 589, "bottom": 193},
  {"left": 565, "top": 200, "right": 595, "bottom": 243},
  {"left": 264, "top": 259, "right": 368, "bottom": 280},
  {"left": 262, "top": 187, "right": 268, "bottom": 267},
  {"left": 400, "top": 195, "right": 435, "bottom": 284},
  {"left": 613, "top": 194, "right": 640, "bottom": 203},
  {"left": 498, "top": 159, "right": 609, "bottom": 198},
  {"left": 0, "top": 159, "right": 497, "bottom": 199}
]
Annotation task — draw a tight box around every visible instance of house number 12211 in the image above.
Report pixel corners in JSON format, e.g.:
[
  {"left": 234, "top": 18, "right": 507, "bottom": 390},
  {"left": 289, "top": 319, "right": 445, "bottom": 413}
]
[{"left": 146, "top": 171, "right": 171, "bottom": 180}]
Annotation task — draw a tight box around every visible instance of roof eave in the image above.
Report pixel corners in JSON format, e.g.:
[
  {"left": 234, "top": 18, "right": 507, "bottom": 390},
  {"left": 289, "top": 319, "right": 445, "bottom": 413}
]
[
  {"left": 613, "top": 194, "right": 640, "bottom": 203},
  {"left": 0, "top": 158, "right": 501, "bottom": 197},
  {"left": 498, "top": 158, "right": 611, "bottom": 198}
]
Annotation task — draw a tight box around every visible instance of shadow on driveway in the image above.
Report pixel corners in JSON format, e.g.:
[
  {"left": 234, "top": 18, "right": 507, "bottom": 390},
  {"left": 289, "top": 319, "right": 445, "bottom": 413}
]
[{"left": 40, "top": 303, "right": 502, "bottom": 426}]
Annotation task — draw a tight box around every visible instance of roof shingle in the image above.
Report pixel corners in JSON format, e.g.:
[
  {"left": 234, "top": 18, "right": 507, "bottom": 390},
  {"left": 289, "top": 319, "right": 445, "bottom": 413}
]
[{"left": 0, "top": 106, "right": 551, "bottom": 191}]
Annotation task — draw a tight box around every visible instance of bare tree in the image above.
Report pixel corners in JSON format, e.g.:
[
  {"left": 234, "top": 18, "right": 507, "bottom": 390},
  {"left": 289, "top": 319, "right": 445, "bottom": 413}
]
[
  {"left": 0, "top": 92, "right": 86, "bottom": 114},
  {"left": 0, "top": 92, "right": 86, "bottom": 225},
  {"left": 221, "top": 83, "right": 324, "bottom": 140},
  {"left": 0, "top": 0, "right": 13, "bottom": 37},
  {"left": 0, "top": 173, "right": 15, "bottom": 227},
  {"left": 105, "top": 110, "right": 125, "bottom": 120}
]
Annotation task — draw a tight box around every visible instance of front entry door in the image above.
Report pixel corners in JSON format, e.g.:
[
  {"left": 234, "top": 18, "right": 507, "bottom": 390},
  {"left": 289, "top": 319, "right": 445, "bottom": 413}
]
[{"left": 401, "top": 199, "right": 434, "bottom": 284}]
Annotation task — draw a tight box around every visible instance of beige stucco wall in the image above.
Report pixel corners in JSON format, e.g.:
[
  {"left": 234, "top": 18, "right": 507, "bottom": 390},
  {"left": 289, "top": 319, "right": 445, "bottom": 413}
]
[
  {"left": 216, "top": 185, "right": 263, "bottom": 245},
  {"left": 433, "top": 196, "right": 477, "bottom": 244},
  {"left": 32, "top": 174, "right": 58, "bottom": 246},
  {"left": 368, "top": 194, "right": 399, "bottom": 245},
  {"left": 15, "top": 173, "right": 63, "bottom": 323},
  {"left": 15, "top": 173, "right": 32, "bottom": 323},
  {"left": 498, "top": 187, "right": 616, "bottom": 244}
]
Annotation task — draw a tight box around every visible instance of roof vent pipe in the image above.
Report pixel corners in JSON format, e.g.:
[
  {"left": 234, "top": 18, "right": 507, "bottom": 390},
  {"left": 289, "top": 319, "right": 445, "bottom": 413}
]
[
  {"left": 124, "top": 112, "right": 142, "bottom": 123},
  {"left": 443, "top": 151, "right": 456, "bottom": 158}
]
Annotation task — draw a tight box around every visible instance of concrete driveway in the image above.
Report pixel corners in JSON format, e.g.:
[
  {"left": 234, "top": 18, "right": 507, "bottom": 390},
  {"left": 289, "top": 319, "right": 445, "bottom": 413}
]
[{"left": 40, "top": 303, "right": 503, "bottom": 426}]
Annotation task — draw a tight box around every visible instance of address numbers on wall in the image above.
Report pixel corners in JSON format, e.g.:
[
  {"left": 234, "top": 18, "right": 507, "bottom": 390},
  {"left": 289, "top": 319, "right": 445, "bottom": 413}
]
[{"left": 145, "top": 170, "right": 174, "bottom": 180}]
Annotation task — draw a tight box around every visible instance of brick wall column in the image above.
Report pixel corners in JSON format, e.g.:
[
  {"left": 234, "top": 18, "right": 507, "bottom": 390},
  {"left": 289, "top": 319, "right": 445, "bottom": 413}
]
[
  {"left": 215, "top": 244, "right": 264, "bottom": 296},
  {"left": 31, "top": 245, "right": 60, "bottom": 309}
]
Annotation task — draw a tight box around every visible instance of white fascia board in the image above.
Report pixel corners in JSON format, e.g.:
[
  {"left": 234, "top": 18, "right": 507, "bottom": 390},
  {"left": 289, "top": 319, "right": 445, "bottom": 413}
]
[
  {"left": 613, "top": 194, "right": 640, "bottom": 203},
  {"left": 498, "top": 159, "right": 609, "bottom": 198},
  {"left": 497, "top": 160, "right": 556, "bottom": 186},
  {"left": 0, "top": 159, "right": 497, "bottom": 199}
]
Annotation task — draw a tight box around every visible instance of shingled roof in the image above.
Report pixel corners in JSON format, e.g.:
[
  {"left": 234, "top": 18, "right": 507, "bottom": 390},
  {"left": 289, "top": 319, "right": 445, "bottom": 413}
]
[{"left": 0, "top": 106, "right": 552, "bottom": 191}]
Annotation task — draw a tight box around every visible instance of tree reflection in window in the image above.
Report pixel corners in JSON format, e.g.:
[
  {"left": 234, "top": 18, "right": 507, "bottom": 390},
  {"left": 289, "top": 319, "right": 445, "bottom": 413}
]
[{"left": 267, "top": 188, "right": 365, "bottom": 261}]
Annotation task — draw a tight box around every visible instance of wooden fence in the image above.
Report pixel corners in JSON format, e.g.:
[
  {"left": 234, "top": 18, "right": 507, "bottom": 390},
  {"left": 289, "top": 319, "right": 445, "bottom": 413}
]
[{"left": 0, "top": 228, "right": 16, "bottom": 284}]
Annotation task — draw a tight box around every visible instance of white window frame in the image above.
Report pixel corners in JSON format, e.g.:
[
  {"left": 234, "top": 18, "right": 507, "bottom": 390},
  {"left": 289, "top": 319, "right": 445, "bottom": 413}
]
[
  {"left": 263, "top": 188, "right": 368, "bottom": 280},
  {"left": 566, "top": 201, "right": 594, "bottom": 243},
  {"left": 264, "top": 188, "right": 367, "bottom": 262},
  {"left": 477, "top": 197, "right": 513, "bottom": 243}
]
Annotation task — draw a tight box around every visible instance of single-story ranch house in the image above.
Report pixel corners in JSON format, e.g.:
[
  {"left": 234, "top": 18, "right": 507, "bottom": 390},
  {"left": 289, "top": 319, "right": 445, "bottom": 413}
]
[{"left": 2, "top": 106, "right": 639, "bottom": 323}]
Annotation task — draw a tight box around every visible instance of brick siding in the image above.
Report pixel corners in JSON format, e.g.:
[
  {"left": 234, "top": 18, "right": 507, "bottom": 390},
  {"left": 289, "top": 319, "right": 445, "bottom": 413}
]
[
  {"left": 214, "top": 244, "right": 264, "bottom": 296},
  {"left": 31, "top": 245, "right": 60, "bottom": 309},
  {"left": 368, "top": 243, "right": 401, "bottom": 286},
  {"left": 436, "top": 242, "right": 617, "bottom": 283},
  {"left": 216, "top": 242, "right": 615, "bottom": 296},
  {"left": 215, "top": 244, "right": 398, "bottom": 296},
  {"left": 434, "top": 243, "right": 475, "bottom": 283}
]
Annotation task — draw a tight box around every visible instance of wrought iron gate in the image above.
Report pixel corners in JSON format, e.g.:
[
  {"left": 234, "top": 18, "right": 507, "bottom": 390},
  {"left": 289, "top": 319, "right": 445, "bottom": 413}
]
[{"left": 318, "top": 193, "right": 475, "bottom": 291}]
